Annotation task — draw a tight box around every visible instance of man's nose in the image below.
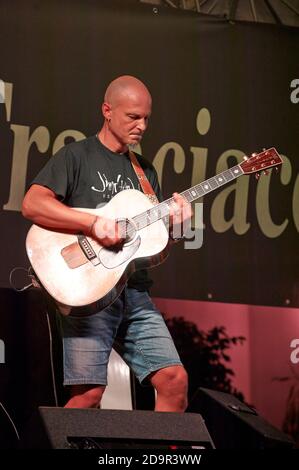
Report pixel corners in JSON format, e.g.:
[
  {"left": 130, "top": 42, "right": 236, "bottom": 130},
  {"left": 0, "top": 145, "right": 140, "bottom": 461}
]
[{"left": 136, "top": 118, "right": 147, "bottom": 132}]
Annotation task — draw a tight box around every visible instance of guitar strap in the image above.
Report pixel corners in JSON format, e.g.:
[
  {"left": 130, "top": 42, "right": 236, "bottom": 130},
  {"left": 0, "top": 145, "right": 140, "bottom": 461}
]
[{"left": 129, "top": 150, "right": 159, "bottom": 205}]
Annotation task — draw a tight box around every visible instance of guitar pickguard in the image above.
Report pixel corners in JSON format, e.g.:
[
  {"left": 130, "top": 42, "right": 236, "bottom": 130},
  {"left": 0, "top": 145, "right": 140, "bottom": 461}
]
[{"left": 98, "top": 235, "right": 141, "bottom": 269}]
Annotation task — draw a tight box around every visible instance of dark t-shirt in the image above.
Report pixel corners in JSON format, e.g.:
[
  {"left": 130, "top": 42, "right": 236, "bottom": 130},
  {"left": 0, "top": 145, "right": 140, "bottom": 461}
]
[{"left": 31, "top": 135, "right": 163, "bottom": 291}]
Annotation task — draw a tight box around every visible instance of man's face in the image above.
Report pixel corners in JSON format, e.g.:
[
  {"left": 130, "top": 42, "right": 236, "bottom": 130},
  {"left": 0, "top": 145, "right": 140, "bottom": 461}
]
[{"left": 107, "top": 89, "right": 152, "bottom": 148}]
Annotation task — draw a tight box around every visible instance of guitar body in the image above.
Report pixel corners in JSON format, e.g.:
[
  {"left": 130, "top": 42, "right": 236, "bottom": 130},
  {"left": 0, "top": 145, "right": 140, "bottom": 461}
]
[{"left": 26, "top": 189, "right": 169, "bottom": 312}]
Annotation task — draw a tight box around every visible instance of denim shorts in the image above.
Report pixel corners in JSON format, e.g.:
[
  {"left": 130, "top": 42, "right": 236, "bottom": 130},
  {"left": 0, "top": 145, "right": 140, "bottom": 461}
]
[{"left": 59, "top": 288, "right": 182, "bottom": 385}]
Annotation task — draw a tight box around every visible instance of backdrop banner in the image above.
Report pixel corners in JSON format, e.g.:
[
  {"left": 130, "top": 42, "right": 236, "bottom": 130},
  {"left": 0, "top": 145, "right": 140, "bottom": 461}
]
[{"left": 0, "top": 0, "right": 298, "bottom": 307}]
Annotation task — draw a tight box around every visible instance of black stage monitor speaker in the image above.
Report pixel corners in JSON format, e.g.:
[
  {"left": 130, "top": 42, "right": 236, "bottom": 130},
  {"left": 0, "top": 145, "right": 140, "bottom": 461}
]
[
  {"left": 188, "top": 387, "right": 294, "bottom": 449},
  {"left": 20, "top": 407, "right": 215, "bottom": 449}
]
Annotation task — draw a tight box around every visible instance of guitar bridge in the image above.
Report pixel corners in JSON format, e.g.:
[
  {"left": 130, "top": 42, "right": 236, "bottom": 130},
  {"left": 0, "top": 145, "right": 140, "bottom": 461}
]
[{"left": 77, "top": 235, "right": 100, "bottom": 266}]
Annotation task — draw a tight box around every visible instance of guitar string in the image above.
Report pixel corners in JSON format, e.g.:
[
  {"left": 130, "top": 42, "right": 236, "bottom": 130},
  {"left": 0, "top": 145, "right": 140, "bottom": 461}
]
[
  {"left": 89, "top": 152, "right": 279, "bottom": 243},
  {"left": 120, "top": 164, "right": 243, "bottom": 239},
  {"left": 127, "top": 153, "right": 279, "bottom": 236}
]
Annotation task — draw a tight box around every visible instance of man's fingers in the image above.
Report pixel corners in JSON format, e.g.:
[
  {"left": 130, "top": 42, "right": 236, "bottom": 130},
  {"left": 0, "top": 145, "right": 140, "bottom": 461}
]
[
  {"left": 93, "top": 217, "right": 124, "bottom": 247},
  {"left": 170, "top": 193, "right": 193, "bottom": 223}
]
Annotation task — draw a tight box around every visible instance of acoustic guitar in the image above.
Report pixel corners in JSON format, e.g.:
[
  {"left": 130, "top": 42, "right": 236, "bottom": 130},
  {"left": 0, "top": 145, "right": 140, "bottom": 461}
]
[{"left": 26, "top": 148, "right": 282, "bottom": 314}]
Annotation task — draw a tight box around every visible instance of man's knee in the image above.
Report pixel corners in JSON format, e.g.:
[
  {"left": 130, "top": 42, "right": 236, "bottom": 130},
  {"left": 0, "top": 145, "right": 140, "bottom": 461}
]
[
  {"left": 151, "top": 365, "right": 188, "bottom": 393},
  {"left": 166, "top": 365, "right": 188, "bottom": 388},
  {"left": 150, "top": 365, "right": 188, "bottom": 411}
]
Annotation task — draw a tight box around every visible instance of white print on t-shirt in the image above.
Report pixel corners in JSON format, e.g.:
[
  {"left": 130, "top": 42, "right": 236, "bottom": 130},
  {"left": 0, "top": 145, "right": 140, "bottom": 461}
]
[{"left": 91, "top": 172, "right": 139, "bottom": 199}]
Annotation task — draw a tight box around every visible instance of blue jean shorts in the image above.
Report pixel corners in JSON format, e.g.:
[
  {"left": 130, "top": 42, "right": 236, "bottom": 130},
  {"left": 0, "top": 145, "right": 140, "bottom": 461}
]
[{"left": 59, "top": 288, "right": 182, "bottom": 385}]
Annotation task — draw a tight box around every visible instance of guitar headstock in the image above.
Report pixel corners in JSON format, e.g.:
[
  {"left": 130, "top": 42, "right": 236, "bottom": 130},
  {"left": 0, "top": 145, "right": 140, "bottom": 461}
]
[{"left": 240, "top": 148, "right": 283, "bottom": 175}]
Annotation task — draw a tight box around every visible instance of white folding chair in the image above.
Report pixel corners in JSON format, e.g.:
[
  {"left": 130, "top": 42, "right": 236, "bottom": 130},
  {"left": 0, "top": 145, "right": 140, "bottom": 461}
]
[{"left": 100, "top": 348, "right": 133, "bottom": 410}]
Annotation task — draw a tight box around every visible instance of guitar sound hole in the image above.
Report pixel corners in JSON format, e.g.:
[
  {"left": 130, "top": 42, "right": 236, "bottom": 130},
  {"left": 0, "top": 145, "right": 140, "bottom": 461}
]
[{"left": 118, "top": 218, "right": 136, "bottom": 244}]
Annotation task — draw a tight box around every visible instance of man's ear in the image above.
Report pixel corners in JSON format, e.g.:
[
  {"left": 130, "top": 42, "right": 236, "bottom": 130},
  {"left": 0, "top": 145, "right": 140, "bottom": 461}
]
[{"left": 102, "top": 102, "right": 112, "bottom": 121}]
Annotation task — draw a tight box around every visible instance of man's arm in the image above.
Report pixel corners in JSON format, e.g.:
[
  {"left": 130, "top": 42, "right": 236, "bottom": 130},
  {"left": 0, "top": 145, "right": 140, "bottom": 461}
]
[{"left": 22, "top": 184, "right": 124, "bottom": 247}]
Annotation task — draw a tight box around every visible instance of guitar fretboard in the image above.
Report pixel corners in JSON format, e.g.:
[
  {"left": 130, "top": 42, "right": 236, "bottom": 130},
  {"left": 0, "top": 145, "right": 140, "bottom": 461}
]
[{"left": 132, "top": 164, "right": 244, "bottom": 231}]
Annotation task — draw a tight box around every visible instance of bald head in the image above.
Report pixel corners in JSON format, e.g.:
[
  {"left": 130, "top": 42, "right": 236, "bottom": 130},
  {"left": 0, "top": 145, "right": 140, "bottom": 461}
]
[
  {"left": 99, "top": 75, "right": 152, "bottom": 153},
  {"left": 104, "top": 75, "right": 151, "bottom": 107}
]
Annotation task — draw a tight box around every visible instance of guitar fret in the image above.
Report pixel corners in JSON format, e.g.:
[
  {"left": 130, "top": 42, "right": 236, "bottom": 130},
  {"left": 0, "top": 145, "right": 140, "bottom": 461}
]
[
  {"left": 216, "top": 173, "right": 227, "bottom": 184},
  {"left": 150, "top": 208, "right": 159, "bottom": 223},
  {"left": 182, "top": 190, "right": 193, "bottom": 203},
  {"left": 232, "top": 165, "right": 242, "bottom": 176},
  {"left": 207, "top": 177, "right": 218, "bottom": 190},
  {"left": 200, "top": 182, "right": 211, "bottom": 193},
  {"left": 222, "top": 169, "right": 234, "bottom": 181},
  {"left": 195, "top": 186, "right": 205, "bottom": 198},
  {"left": 190, "top": 188, "right": 199, "bottom": 198}
]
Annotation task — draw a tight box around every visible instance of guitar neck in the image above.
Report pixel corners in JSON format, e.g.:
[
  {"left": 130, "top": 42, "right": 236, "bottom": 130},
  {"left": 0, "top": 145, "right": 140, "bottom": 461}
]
[
  {"left": 132, "top": 164, "right": 244, "bottom": 230},
  {"left": 179, "top": 164, "right": 243, "bottom": 204}
]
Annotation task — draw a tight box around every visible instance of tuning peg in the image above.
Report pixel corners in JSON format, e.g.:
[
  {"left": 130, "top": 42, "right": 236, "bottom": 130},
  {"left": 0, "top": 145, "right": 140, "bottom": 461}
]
[{"left": 255, "top": 172, "right": 260, "bottom": 180}]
